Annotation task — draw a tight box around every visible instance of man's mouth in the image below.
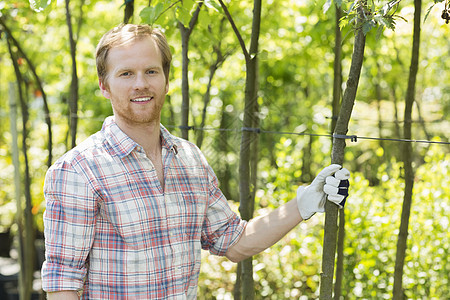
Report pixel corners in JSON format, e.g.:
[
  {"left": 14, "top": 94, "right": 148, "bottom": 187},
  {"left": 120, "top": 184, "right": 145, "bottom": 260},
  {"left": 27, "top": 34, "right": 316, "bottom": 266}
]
[{"left": 130, "top": 96, "right": 153, "bottom": 102}]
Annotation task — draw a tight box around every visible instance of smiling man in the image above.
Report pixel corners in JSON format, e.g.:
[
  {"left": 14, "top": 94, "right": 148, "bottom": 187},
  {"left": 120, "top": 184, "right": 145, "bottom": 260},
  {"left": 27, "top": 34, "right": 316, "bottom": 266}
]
[{"left": 41, "top": 24, "right": 350, "bottom": 300}]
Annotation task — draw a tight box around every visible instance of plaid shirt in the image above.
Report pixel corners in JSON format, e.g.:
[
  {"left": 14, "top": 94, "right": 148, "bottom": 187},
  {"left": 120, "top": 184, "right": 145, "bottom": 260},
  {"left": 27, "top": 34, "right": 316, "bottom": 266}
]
[{"left": 41, "top": 117, "right": 246, "bottom": 299}]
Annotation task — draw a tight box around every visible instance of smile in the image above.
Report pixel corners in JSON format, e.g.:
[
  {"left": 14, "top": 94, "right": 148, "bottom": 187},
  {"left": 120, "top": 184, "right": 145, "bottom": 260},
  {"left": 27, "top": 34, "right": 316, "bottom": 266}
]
[{"left": 130, "top": 97, "right": 153, "bottom": 102}]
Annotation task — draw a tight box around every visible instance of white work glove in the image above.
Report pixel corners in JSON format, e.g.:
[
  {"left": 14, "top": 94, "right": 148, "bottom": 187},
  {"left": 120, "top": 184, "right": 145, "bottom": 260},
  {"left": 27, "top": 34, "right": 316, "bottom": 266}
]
[{"left": 296, "top": 164, "right": 350, "bottom": 220}]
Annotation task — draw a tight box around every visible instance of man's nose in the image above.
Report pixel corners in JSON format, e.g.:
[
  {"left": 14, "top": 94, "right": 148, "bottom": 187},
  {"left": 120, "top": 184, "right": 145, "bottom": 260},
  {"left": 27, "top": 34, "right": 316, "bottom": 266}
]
[{"left": 133, "top": 73, "right": 148, "bottom": 89}]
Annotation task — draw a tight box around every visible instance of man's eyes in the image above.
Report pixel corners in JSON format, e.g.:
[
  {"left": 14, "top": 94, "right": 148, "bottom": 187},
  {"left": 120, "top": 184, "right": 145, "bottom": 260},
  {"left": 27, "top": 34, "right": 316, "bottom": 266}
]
[{"left": 118, "top": 70, "right": 158, "bottom": 77}]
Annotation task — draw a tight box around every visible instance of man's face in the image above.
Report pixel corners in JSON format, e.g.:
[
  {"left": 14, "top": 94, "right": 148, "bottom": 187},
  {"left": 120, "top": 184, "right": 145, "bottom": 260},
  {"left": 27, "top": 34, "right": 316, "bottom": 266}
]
[{"left": 99, "top": 36, "right": 169, "bottom": 127}]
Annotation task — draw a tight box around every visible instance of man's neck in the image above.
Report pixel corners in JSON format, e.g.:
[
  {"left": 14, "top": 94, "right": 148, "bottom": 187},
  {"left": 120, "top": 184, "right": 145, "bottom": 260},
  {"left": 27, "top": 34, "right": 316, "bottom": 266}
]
[
  {"left": 115, "top": 118, "right": 162, "bottom": 154},
  {"left": 114, "top": 117, "right": 165, "bottom": 188}
]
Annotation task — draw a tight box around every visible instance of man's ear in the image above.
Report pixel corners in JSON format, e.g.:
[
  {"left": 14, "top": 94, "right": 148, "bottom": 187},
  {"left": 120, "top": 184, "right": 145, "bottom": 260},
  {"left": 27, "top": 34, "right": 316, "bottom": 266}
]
[
  {"left": 165, "top": 81, "right": 169, "bottom": 95},
  {"left": 99, "top": 79, "right": 111, "bottom": 99}
]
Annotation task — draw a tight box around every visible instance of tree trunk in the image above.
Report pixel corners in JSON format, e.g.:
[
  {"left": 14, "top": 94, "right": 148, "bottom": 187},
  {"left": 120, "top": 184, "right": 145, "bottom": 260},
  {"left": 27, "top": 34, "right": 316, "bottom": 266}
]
[
  {"left": 233, "top": 262, "right": 242, "bottom": 300},
  {"left": 241, "top": 0, "right": 261, "bottom": 297},
  {"left": 196, "top": 20, "right": 229, "bottom": 148},
  {"left": 239, "top": 42, "right": 259, "bottom": 300},
  {"left": 8, "top": 38, "right": 35, "bottom": 300},
  {"left": 0, "top": 17, "right": 53, "bottom": 167},
  {"left": 197, "top": 62, "right": 219, "bottom": 148},
  {"left": 392, "top": 0, "right": 421, "bottom": 298},
  {"left": 216, "top": 104, "right": 233, "bottom": 200},
  {"left": 391, "top": 86, "right": 402, "bottom": 142},
  {"left": 332, "top": 5, "right": 344, "bottom": 300},
  {"left": 9, "top": 82, "right": 28, "bottom": 300},
  {"left": 179, "top": 23, "right": 190, "bottom": 140},
  {"left": 65, "top": 0, "right": 79, "bottom": 149},
  {"left": 334, "top": 209, "right": 345, "bottom": 300},
  {"left": 331, "top": 5, "right": 342, "bottom": 136},
  {"left": 18, "top": 75, "right": 36, "bottom": 300},
  {"left": 414, "top": 98, "right": 431, "bottom": 155},
  {"left": 178, "top": 3, "right": 203, "bottom": 140},
  {"left": 218, "top": 0, "right": 261, "bottom": 298},
  {"left": 123, "top": 0, "right": 134, "bottom": 24},
  {"left": 301, "top": 135, "right": 313, "bottom": 183},
  {"left": 320, "top": 5, "right": 366, "bottom": 299},
  {"left": 375, "top": 62, "right": 385, "bottom": 153}
]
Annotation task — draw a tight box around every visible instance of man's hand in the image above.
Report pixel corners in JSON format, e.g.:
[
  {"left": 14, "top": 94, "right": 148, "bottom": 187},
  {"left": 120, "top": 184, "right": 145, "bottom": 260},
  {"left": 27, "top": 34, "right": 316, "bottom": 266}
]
[
  {"left": 296, "top": 164, "right": 350, "bottom": 220},
  {"left": 47, "top": 291, "right": 79, "bottom": 300}
]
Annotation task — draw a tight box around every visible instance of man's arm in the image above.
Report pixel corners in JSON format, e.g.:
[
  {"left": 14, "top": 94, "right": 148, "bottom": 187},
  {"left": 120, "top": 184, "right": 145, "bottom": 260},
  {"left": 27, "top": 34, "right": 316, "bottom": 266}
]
[
  {"left": 42, "top": 163, "right": 97, "bottom": 295},
  {"left": 225, "top": 164, "right": 350, "bottom": 263},
  {"left": 225, "top": 198, "right": 302, "bottom": 263},
  {"left": 47, "top": 291, "right": 79, "bottom": 300}
]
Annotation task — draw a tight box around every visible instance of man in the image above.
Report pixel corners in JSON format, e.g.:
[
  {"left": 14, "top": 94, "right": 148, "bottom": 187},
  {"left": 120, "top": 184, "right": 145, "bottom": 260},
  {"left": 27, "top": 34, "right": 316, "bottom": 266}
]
[{"left": 41, "top": 24, "right": 350, "bottom": 299}]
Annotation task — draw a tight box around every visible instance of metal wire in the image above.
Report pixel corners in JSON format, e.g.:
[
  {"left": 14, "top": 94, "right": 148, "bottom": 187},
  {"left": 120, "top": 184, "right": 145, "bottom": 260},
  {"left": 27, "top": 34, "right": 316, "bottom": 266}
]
[{"left": 164, "top": 125, "right": 450, "bottom": 146}]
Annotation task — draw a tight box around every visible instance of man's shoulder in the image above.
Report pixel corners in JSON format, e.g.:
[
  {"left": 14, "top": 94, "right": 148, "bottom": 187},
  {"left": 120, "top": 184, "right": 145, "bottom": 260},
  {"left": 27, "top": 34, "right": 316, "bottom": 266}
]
[{"left": 50, "top": 131, "right": 108, "bottom": 169}]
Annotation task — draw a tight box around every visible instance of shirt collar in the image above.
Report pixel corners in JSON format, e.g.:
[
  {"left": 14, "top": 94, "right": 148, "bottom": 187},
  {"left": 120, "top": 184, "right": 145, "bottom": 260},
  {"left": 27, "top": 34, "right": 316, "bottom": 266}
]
[
  {"left": 102, "top": 116, "right": 178, "bottom": 158},
  {"left": 102, "top": 116, "right": 137, "bottom": 159},
  {"left": 159, "top": 124, "right": 178, "bottom": 154}
]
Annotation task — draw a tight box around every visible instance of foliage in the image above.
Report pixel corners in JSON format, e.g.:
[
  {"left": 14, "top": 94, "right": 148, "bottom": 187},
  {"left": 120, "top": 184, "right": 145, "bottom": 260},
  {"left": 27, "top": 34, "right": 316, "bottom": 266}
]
[
  {"left": 198, "top": 146, "right": 450, "bottom": 299},
  {"left": 336, "top": 0, "right": 407, "bottom": 38},
  {"left": 28, "top": 0, "right": 51, "bottom": 12},
  {"left": 0, "top": 0, "right": 449, "bottom": 298}
]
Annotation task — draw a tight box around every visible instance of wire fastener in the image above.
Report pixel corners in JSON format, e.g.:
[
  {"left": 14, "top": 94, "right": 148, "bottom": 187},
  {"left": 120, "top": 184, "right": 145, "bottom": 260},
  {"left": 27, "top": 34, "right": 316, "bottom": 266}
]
[{"left": 333, "top": 134, "right": 358, "bottom": 142}]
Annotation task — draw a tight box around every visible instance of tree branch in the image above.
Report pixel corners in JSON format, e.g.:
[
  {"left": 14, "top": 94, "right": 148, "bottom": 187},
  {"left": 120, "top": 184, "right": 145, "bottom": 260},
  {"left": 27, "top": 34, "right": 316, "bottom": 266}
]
[
  {"left": 218, "top": 0, "right": 250, "bottom": 60},
  {"left": 320, "top": 3, "right": 367, "bottom": 299},
  {"left": 0, "top": 16, "right": 53, "bottom": 167},
  {"left": 188, "top": 1, "right": 203, "bottom": 34}
]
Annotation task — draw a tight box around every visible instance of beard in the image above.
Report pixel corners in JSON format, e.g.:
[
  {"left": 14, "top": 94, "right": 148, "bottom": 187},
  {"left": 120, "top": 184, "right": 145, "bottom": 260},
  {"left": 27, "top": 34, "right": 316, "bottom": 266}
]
[{"left": 111, "top": 94, "right": 165, "bottom": 126}]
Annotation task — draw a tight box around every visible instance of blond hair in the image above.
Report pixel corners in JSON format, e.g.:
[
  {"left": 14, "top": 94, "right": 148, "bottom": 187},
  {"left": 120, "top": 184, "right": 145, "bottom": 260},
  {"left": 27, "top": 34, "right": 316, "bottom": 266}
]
[{"left": 96, "top": 24, "right": 172, "bottom": 86}]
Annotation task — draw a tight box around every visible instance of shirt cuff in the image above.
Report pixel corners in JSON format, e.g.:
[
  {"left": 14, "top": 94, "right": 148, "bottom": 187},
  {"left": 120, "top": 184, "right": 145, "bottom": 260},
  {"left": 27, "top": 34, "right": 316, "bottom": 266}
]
[
  {"left": 41, "top": 260, "right": 87, "bottom": 292},
  {"left": 207, "top": 216, "right": 247, "bottom": 256}
]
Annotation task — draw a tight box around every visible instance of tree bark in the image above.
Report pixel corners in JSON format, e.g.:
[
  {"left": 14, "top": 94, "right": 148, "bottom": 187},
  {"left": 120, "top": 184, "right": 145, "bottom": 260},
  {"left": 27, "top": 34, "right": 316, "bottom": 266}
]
[
  {"left": 179, "top": 23, "right": 190, "bottom": 140},
  {"left": 331, "top": 5, "right": 342, "bottom": 136},
  {"left": 0, "top": 16, "right": 53, "bottom": 167},
  {"left": 65, "top": 0, "right": 79, "bottom": 149},
  {"left": 301, "top": 135, "right": 313, "bottom": 183},
  {"left": 123, "top": 0, "right": 134, "bottom": 24},
  {"left": 392, "top": 0, "right": 421, "bottom": 298},
  {"left": 391, "top": 86, "right": 402, "bottom": 142},
  {"left": 18, "top": 73, "right": 36, "bottom": 300},
  {"left": 196, "top": 42, "right": 227, "bottom": 148},
  {"left": 178, "top": 2, "right": 203, "bottom": 140},
  {"left": 320, "top": 5, "right": 366, "bottom": 299},
  {"left": 7, "top": 39, "right": 35, "bottom": 300},
  {"left": 375, "top": 61, "right": 385, "bottom": 153},
  {"left": 332, "top": 5, "right": 344, "bottom": 300},
  {"left": 196, "top": 20, "right": 229, "bottom": 148},
  {"left": 334, "top": 209, "right": 345, "bottom": 300},
  {"left": 239, "top": 23, "right": 260, "bottom": 300},
  {"left": 8, "top": 81, "right": 28, "bottom": 300},
  {"left": 218, "top": 0, "right": 261, "bottom": 298}
]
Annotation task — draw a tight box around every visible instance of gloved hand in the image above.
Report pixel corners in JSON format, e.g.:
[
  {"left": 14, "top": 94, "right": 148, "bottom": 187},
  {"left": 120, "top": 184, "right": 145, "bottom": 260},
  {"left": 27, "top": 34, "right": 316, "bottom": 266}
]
[{"left": 296, "top": 164, "right": 350, "bottom": 220}]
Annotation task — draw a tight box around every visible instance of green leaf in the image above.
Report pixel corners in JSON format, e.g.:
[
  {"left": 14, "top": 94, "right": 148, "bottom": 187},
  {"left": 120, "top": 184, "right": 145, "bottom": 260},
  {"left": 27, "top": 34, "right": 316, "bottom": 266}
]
[
  {"left": 181, "top": 0, "right": 195, "bottom": 10},
  {"left": 176, "top": 5, "right": 191, "bottom": 27},
  {"left": 140, "top": 3, "right": 165, "bottom": 25},
  {"left": 376, "top": 25, "right": 385, "bottom": 40},
  {"left": 362, "top": 20, "right": 375, "bottom": 35},
  {"left": 339, "top": 16, "right": 349, "bottom": 29},
  {"left": 29, "top": 0, "right": 51, "bottom": 12},
  {"left": 204, "top": 0, "right": 222, "bottom": 12},
  {"left": 323, "top": 0, "right": 332, "bottom": 14},
  {"left": 347, "top": 0, "right": 357, "bottom": 14},
  {"left": 424, "top": 4, "right": 436, "bottom": 23}
]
